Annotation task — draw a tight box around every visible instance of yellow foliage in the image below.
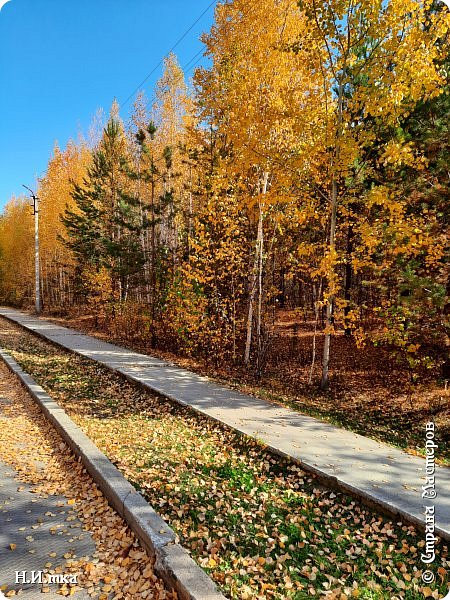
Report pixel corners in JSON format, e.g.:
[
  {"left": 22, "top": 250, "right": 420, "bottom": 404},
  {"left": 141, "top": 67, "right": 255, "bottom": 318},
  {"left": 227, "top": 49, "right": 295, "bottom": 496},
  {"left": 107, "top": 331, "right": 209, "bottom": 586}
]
[{"left": 0, "top": 197, "right": 34, "bottom": 304}]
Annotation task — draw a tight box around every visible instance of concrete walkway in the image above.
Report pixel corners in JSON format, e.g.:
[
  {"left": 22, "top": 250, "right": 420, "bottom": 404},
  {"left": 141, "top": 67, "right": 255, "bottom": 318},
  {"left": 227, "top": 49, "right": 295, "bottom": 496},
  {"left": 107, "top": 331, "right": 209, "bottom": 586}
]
[
  {"left": 0, "top": 371, "right": 95, "bottom": 598},
  {"left": 1, "top": 308, "right": 449, "bottom": 542},
  {"left": 0, "top": 461, "right": 93, "bottom": 599}
]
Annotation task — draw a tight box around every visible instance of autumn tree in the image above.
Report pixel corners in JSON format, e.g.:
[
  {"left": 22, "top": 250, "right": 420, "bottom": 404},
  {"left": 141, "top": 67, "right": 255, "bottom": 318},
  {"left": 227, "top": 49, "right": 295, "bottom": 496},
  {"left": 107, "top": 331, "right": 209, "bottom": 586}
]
[
  {"left": 0, "top": 197, "right": 34, "bottom": 304},
  {"left": 38, "top": 141, "right": 90, "bottom": 308},
  {"left": 352, "top": 11, "right": 450, "bottom": 381},
  {"left": 196, "top": 0, "right": 326, "bottom": 372},
  {"left": 291, "top": 0, "right": 450, "bottom": 388},
  {"left": 154, "top": 53, "right": 190, "bottom": 276},
  {"left": 164, "top": 125, "right": 249, "bottom": 361},
  {"left": 62, "top": 105, "right": 145, "bottom": 308}
]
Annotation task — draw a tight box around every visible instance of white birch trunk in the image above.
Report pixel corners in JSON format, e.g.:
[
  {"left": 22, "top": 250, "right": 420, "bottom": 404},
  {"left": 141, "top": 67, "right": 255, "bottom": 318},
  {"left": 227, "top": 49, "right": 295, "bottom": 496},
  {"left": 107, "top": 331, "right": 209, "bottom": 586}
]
[
  {"left": 244, "top": 171, "right": 269, "bottom": 366},
  {"left": 321, "top": 79, "right": 344, "bottom": 390}
]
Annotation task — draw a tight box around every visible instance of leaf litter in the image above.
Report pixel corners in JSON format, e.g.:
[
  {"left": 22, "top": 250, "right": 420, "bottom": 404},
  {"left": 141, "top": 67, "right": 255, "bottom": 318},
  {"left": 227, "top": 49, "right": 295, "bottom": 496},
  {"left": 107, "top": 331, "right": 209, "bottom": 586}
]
[
  {"left": 0, "top": 360, "right": 175, "bottom": 600},
  {"left": 0, "top": 318, "right": 448, "bottom": 599}
]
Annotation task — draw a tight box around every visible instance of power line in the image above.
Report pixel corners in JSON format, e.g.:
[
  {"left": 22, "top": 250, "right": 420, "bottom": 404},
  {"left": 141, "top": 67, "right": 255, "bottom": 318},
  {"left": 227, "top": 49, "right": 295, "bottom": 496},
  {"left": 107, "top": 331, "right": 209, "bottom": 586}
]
[
  {"left": 182, "top": 1, "right": 265, "bottom": 78},
  {"left": 182, "top": 47, "right": 206, "bottom": 73},
  {"left": 121, "top": 0, "right": 217, "bottom": 108}
]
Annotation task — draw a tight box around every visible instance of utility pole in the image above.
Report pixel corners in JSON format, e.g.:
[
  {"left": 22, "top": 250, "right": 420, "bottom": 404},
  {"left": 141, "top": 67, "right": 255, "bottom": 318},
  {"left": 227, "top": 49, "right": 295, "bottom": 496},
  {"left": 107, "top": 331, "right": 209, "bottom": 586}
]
[{"left": 22, "top": 184, "right": 41, "bottom": 314}]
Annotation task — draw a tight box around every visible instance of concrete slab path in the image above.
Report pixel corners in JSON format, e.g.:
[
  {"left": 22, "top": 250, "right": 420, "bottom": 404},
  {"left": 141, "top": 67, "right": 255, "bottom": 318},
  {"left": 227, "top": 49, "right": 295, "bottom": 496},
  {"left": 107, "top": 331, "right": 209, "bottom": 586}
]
[
  {"left": 0, "top": 368, "right": 95, "bottom": 598},
  {"left": 1, "top": 308, "right": 449, "bottom": 542},
  {"left": 0, "top": 461, "right": 93, "bottom": 599}
]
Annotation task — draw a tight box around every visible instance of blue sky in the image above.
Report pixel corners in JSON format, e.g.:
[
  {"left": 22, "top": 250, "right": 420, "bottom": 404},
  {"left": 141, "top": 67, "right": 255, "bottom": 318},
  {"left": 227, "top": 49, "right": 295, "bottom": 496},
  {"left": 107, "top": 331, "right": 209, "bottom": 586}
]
[{"left": 0, "top": 0, "right": 215, "bottom": 209}]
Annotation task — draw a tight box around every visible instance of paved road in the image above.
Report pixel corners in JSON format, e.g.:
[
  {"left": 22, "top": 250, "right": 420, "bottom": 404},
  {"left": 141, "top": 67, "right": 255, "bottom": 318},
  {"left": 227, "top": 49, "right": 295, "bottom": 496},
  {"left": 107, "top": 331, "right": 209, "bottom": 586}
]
[{"left": 1, "top": 307, "right": 449, "bottom": 543}]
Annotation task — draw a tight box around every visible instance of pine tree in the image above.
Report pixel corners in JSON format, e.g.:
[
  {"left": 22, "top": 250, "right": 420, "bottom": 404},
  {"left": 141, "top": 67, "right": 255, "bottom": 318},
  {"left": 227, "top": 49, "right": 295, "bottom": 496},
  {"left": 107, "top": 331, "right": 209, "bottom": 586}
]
[{"left": 62, "top": 109, "right": 146, "bottom": 303}]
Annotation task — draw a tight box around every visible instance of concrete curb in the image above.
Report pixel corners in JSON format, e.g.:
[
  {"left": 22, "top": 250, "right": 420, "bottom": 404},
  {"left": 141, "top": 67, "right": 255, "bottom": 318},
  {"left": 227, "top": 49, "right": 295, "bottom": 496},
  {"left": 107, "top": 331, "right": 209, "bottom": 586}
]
[
  {"left": 0, "top": 349, "right": 228, "bottom": 600},
  {"left": 111, "top": 369, "right": 450, "bottom": 543}
]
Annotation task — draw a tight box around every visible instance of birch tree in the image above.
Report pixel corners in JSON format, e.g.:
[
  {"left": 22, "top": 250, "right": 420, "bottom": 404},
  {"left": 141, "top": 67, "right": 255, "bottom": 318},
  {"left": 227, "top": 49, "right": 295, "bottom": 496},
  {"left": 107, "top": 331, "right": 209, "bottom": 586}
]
[
  {"left": 196, "top": 0, "right": 325, "bottom": 368},
  {"left": 296, "top": 0, "right": 449, "bottom": 388}
]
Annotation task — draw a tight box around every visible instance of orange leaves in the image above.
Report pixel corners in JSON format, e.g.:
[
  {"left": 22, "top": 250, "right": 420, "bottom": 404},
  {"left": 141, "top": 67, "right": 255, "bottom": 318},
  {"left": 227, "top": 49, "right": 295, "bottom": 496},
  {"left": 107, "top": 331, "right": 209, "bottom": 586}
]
[
  {"left": 380, "top": 140, "right": 428, "bottom": 171},
  {"left": 197, "top": 0, "right": 326, "bottom": 207},
  {"left": 1, "top": 319, "right": 450, "bottom": 598},
  {"left": 0, "top": 362, "right": 171, "bottom": 600}
]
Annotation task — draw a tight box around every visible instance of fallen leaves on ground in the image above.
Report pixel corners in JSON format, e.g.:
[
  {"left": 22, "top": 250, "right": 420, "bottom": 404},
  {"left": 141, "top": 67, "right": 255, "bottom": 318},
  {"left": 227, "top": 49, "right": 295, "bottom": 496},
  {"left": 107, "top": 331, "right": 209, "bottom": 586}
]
[
  {"left": 0, "top": 360, "right": 175, "bottom": 600},
  {"left": 0, "top": 318, "right": 449, "bottom": 599},
  {"left": 47, "top": 311, "right": 450, "bottom": 465}
]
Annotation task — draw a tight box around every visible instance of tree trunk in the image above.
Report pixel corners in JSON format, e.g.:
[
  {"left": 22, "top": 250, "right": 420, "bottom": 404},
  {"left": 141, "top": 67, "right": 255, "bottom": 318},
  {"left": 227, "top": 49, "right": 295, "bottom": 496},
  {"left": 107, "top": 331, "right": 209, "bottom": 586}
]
[
  {"left": 321, "top": 179, "right": 337, "bottom": 390},
  {"left": 256, "top": 197, "right": 265, "bottom": 374},
  {"left": 244, "top": 209, "right": 261, "bottom": 367},
  {"left": 150, "top": 169, "right": 157, "bottom": 347},
  {"left": 244, "top": 171, "right": 268, "bottom": 366},
  {"left": 309, "top": 278, "right": 323, "bottom": 385},
  {"left": 321, "top": 78, "right": 344, "bottom": 391},
  {"left": 344, "top": 220, "right": 354, "bottom": 336}
]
